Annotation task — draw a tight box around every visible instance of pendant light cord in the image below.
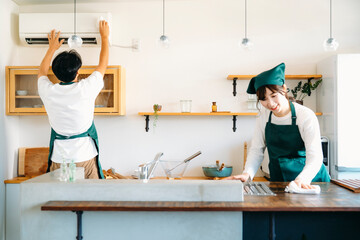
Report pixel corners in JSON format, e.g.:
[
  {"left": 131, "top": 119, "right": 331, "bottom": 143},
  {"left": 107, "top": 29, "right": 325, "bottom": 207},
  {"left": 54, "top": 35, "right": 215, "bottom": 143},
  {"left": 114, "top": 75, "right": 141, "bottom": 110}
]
[
  {"left": 244, "top": 0, "right": 247, "bottom": 38},
  {"left": 74, "top": 0, "right": 77, "bottom": 35},
  {"left": 162, "top": 0, "right": 165, "bottom": 36},
  {"left": 329, "top": 0, "right": 332, "bottom": 38}
]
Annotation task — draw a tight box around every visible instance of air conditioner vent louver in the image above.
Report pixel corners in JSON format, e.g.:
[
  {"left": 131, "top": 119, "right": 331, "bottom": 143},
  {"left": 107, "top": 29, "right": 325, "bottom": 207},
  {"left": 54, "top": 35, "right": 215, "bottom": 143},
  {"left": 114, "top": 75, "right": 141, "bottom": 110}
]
[{"left": 25, "top": 38, "right": 98, "bottom": 45}]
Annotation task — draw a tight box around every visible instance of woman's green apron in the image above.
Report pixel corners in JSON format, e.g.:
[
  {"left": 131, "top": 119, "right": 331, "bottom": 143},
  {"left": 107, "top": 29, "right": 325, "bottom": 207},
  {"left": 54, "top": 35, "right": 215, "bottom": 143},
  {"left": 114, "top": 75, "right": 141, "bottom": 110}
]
[
  {"left": 265, "top": 101, "right": 330, "bottom": 182},
  {"left": 46, "top": 122, "right": 104, "bottom": 179}
]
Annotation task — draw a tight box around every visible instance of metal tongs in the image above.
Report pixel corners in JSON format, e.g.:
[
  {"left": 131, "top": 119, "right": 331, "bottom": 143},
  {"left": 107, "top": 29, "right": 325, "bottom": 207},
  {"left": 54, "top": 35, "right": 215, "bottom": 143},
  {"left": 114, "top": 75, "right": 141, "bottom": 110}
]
[{"left": 166, "top": 151, "right": 202, "bottom": 174}]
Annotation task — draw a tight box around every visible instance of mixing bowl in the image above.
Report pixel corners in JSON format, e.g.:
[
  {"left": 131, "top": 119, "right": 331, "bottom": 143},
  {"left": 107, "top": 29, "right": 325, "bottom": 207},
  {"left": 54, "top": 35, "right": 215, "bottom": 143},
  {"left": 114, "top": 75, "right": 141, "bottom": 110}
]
[
  {"left": 160, "top": 160, "right": 189, "bottom": 179},
  {"left": 202, "top": 165, "right": 233, "bottom": 178}
]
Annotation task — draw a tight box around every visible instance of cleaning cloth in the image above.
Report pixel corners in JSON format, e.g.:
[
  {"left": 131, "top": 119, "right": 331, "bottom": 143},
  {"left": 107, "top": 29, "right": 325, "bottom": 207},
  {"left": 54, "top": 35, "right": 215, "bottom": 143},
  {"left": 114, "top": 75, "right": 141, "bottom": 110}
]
[{"left": 285, "top": 181, "right": 321, "bottom": 194}]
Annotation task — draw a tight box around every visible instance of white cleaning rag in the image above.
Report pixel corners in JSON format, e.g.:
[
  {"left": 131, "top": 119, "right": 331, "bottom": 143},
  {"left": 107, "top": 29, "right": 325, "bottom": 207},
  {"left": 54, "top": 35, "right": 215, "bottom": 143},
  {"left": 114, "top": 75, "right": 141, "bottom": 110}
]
[{"left": 285, "top": 181, "right": 321, "bottom": 194}]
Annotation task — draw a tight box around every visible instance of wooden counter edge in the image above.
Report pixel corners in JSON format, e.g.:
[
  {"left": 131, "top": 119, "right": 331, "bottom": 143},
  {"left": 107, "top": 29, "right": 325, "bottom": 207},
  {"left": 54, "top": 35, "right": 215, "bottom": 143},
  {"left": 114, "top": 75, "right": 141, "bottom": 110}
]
[
  {"left": 4, "top": 177, "right": 32, "bottom": 184},
  {"left": 41, "top": 200, "right": 360, "bottom": 212}
]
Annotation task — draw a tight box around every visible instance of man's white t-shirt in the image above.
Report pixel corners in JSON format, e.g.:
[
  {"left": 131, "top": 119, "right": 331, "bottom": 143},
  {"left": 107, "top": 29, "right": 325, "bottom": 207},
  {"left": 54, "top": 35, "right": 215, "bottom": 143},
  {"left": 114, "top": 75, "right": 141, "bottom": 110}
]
[{"left": 38, "top": 71, "right": 104, "bottom": 163}]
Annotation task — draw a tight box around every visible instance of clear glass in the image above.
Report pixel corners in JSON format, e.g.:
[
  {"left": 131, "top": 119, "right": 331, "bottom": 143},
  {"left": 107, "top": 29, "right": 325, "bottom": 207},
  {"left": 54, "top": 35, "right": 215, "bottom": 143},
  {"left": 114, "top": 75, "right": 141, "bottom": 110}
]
[
  {"left": 247, "top": 100, "right": 258, "bottom": 112},
  {"left": 180, "top": 100, "right": 192, "bottom": 113},
  {"left": 248, "top": 94, "right": 256, "bottom": 100},
  {"left": 59, "top": 161, "right": 68, "bottom": 182},
  {"left": 14, "top": 74, "right": 44, "bottom": 109},
  {"left": 68, "top": 35, "right": 83, "bottom": 48},
  {"left": 160, "top": 160, "right": 189, "bottom": 179}
]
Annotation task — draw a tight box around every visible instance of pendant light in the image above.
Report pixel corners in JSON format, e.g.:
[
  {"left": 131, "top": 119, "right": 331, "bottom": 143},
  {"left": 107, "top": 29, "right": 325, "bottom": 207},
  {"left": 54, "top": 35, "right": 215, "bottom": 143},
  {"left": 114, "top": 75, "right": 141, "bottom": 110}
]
[
  {"left": 68, "top": 0, "right": 83, "bottom": 48},
  {"left": 158, "top": 0, "right": 170, "bottom": 48},
  {"left": 239, "top": 0, "right": 253, "bottom": 50},
  {"left": 323, "top": 0, "right": 338, "bottom": 51}
]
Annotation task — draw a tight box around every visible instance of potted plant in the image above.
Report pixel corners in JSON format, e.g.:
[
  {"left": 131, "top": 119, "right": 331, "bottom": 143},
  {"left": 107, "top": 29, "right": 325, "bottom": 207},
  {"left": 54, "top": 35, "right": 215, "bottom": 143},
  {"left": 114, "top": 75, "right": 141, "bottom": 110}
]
[
  {"left": 153, "top": 104, "right": 162, "bottom": 129},
  {"left": 289, "top": 78, "right": 322, "bottom": 105}
]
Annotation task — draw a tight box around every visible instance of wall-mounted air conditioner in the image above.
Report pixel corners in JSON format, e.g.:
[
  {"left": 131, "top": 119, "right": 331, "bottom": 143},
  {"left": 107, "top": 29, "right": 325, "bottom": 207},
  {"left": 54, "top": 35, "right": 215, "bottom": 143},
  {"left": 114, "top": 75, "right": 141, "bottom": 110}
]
[{"left": 19, "top": 12, "right": 111, "bottom": 46}]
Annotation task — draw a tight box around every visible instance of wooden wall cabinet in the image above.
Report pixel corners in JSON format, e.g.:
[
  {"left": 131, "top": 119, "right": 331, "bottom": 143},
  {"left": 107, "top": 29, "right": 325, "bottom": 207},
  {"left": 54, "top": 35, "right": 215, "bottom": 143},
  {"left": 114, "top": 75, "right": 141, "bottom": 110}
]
[{"left": 5, "top": 65, "right": 125, "bottom": 115}]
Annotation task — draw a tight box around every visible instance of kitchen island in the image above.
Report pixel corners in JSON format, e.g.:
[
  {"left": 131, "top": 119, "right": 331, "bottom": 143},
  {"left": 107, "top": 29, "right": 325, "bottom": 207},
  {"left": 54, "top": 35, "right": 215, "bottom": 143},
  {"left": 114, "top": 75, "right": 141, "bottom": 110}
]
[{"left": 7, "top": 172, "right": 360, "bottom": 240}]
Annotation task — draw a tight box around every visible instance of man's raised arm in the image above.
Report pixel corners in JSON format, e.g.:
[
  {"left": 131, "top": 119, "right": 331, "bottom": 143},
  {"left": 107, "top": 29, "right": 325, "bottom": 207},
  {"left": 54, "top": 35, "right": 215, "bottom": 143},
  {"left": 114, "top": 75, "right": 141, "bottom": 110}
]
[
  {"left": 95, "top": 20, "right": 109, "bottom": 76},
  {"left": 38, "top": 30, "right": 64, "bottom": 79}
]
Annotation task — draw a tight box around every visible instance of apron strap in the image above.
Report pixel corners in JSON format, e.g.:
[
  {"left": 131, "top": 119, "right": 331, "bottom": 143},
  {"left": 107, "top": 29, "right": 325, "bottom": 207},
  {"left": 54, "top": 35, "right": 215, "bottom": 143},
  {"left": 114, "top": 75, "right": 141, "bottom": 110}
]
[
  {"left": 54, "top": 131, "right": 89, "bottom": 140},
  {"left": 267, "top": 100, "right": 297, "bottom": 125},
  {"left": 289, "top": 101, "right": 297, "bottom": 125}
]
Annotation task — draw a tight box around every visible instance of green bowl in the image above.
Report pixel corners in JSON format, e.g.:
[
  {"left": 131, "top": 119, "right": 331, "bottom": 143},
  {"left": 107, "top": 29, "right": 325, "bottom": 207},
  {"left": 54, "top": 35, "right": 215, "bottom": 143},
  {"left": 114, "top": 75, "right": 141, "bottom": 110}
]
[{"left": 202, "top": 165, "right": 233, "bottom": 178}]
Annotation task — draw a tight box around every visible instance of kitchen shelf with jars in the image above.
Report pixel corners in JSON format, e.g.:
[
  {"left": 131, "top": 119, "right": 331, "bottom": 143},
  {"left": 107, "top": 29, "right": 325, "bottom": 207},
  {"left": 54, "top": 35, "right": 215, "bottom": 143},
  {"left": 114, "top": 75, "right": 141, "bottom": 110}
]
[
  {"left": 139, "top": 73, "right": 324, "bottom": 133},
  {"left": 5, "top": 65, "right": 125, "bottom": 116},
  {"left": 138, "top": 101, "right": 323, "bottom": 133}
]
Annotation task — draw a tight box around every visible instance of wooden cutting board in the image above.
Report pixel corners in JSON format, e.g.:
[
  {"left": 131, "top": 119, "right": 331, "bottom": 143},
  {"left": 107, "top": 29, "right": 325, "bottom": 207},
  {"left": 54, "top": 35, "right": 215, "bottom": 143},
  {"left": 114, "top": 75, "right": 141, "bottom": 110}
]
[
  {"left": 331, "top": 179, "right": 360, "bottom": 193},
  {"left": 18, "top": 147, "right": 49, "bottom": 177}
]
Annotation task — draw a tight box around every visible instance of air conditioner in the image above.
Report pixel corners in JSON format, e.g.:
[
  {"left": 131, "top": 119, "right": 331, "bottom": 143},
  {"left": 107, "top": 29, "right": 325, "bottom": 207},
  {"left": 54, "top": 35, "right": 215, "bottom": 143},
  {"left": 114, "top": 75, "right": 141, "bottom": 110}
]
[{"left": 19, "top": 12, "right": 111, "bottom": 46}]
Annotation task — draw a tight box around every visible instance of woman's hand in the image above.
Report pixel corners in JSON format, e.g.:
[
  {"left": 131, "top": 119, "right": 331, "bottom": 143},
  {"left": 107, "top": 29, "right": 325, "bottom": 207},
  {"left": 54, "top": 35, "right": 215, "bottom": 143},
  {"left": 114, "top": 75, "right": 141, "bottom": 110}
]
[
  {"left": 223, "top": 173, "right": 250, "bottom": 182},
  {"left": 294, "top": 179, "right": 316, "bottom": 189}
]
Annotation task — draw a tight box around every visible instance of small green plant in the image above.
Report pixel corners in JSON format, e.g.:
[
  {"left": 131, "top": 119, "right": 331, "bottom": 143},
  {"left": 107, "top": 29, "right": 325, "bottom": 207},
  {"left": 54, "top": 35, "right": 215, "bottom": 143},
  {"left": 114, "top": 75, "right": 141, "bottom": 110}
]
[
  {"left": 153, "top": 104, "right": 162, "bottom": 129},
  {"left": 290, "top": 78, "right": 322, "bottom": 101}
]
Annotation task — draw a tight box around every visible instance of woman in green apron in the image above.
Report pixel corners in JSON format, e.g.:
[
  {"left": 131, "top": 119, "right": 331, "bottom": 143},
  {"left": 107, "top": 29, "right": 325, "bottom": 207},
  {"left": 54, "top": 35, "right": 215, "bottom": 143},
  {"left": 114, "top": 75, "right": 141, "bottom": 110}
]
[{"left": 225, "top": 63, "right": 330, "bottom": 189}]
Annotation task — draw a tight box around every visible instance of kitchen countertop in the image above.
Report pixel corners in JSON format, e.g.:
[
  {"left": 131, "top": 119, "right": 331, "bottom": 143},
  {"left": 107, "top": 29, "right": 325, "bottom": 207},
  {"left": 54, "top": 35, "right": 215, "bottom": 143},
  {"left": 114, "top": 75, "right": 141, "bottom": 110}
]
[{"left": 41, "top": 182, "right": 360, "bottom": 212}]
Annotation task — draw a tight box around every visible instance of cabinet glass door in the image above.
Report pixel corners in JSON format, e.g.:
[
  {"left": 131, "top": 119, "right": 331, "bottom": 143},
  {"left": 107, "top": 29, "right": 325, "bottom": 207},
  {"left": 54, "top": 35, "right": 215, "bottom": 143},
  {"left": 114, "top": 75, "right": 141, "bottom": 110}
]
[{"left": 10, "top": 69, "right": 45, "bottom": 113}]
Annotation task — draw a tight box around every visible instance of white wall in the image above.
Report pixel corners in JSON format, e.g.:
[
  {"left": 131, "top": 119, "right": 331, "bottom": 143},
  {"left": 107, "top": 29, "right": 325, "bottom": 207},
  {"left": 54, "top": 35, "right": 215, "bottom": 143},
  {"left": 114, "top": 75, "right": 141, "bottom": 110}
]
[
  {"left": 1, "top": 1, "right": 20, "bottom": 239},
  {"left": 4, "top": 0, "right": 360, "bottom": 180}
]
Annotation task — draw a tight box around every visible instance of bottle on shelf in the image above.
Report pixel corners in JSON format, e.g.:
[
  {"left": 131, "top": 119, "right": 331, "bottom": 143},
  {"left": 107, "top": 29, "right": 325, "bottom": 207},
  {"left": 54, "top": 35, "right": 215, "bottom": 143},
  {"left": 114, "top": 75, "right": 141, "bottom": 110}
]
[{"left": 212, "top": 102, "right": 217, "bottom": 112}]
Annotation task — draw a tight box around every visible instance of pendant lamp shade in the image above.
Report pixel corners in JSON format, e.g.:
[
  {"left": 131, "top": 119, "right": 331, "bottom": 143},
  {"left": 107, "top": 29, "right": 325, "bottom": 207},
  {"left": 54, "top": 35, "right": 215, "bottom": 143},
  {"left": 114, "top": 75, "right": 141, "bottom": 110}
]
[
  {"left": 240, "top": 0, "right": 253, "bottom": 50},
  {"left": 323, "top": 0, "right": 338, "bottom": 51},
  {"left": 68, "top": 0, "right": 82, "bottom": 48},
  {"left": 158, "top": 0, "right": 170, "bottom": 48}
]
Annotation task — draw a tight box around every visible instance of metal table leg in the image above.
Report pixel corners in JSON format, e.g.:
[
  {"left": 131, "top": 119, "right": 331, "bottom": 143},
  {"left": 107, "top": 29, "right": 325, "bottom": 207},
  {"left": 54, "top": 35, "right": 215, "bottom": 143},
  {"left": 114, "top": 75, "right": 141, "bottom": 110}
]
[
  {"left": 269, "top": 212, "right": 276, "bottom": 240},
  {"left": 74, "top": 211, "right": 83, "bottom": 240}
]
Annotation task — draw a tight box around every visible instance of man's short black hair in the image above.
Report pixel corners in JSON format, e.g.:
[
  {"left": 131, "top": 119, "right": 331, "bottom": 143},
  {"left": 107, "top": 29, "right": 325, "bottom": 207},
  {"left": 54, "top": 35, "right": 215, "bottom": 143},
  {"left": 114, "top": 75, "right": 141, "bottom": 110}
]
[{"left": 52, "top": 50, "right": 82, "bottom": 83}]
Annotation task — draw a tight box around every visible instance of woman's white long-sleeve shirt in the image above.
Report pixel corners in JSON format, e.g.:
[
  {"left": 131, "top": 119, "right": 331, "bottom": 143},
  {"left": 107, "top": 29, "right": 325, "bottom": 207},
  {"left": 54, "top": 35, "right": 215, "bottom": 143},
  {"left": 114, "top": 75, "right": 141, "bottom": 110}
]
[{"left": 243, "top": 102, "right": 323, "bottom": 184}]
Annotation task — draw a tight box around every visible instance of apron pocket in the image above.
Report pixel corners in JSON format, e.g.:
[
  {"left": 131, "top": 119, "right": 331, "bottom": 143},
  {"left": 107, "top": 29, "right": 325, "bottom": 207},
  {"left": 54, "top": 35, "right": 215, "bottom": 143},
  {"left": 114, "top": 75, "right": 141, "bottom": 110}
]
[{"left": 278, "top": 157, "right": 305, "bottom": 182}]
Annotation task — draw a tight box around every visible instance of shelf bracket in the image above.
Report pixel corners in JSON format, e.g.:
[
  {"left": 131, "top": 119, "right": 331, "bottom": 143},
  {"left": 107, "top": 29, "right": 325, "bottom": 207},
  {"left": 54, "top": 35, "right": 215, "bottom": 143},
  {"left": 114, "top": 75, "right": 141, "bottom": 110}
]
[
  {"left": 232, "top": 77, "right": 238, "bottom": 96},
  {"left": 144, "top": 115, "right": 150, "bottom": 132},
  {"left": 232, "top": 115, "right": 237, "bottom": 132}
]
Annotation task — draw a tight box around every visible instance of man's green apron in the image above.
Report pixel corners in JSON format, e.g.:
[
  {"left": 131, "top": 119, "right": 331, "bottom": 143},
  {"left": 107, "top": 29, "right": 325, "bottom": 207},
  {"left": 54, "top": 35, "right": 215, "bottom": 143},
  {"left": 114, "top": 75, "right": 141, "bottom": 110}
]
[
  {"left": 46, "top": 81, "right": 104, "bottom": 179},
  {"left": 265, "top": 101, "right": 330, "bottom": 182},
  {"left": 46, "top": 122, "right": 104, "bottom": 179}
]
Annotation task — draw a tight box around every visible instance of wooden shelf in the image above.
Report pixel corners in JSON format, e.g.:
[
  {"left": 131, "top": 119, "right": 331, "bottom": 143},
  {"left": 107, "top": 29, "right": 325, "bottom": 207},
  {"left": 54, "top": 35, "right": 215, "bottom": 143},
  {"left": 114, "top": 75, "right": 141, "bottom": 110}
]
[
  {"left": 227, "top": 74, "right": 322, "bottom": 80},
  {"left": 138, "top": 112, "right": 258, "bottom": 116},
  {"left": 15, "top": 95, "right": 40, "bottom": 98},
  {"left": 138, "top": 112, "right": 323, "bottom": 132},
  {"left": 138, "top": 112, "right": 322, "bottom": 116}
]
